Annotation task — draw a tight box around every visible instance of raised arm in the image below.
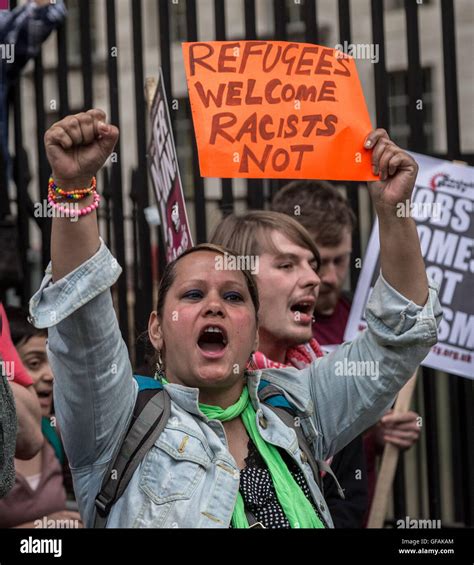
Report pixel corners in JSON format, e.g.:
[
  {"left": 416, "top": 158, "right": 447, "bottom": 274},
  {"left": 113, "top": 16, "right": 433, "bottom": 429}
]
[
  {"left": 365, "top": 129, "right": 428, "bottom": 306},
  {"left": 44, "top": 109, "right": 118, "bottom": 280},
  {"left": 266, "top": 137, "right": 441, "bottom": 458},
  {"left": 30, "top": 111, "right": 135, "bottom": 494}
]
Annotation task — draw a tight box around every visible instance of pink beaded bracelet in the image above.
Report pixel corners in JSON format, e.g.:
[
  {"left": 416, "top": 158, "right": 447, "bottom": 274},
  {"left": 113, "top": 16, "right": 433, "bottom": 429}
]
[{"left": 47, "top": 191, "right": 101, "bottom": 218}]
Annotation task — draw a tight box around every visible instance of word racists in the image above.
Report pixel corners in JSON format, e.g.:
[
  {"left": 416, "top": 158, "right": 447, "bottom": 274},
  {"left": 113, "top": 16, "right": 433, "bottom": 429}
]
[{"left": 183, "top": 41, "right": 377, "bottom": 181}]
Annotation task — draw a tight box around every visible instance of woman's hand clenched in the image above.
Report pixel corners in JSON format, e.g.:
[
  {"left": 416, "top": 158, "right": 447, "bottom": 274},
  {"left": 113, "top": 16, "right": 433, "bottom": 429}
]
[{"left": 44, "top": 109, "right": 119, "bottom": 188}]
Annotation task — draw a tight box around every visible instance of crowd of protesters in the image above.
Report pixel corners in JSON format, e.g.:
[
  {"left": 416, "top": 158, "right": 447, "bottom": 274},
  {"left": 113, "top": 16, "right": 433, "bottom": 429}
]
[
  {"left": 0, "top": 2, "right": 442, "bottom": 531},
  {"left": 0, "top": 104, "right": 442, "bottom": 529}
]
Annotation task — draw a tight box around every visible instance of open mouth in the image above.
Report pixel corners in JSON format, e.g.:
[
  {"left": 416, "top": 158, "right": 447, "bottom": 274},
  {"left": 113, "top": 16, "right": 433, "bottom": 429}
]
[
  {"left": 197, "top": 325, "right": 228, "bottom": 354},
  {"left": 37, "top": 390, "right": 52, "bottom": 407},
  {"left": 290, "top": 302, "right": 314, "bottom": 315}
]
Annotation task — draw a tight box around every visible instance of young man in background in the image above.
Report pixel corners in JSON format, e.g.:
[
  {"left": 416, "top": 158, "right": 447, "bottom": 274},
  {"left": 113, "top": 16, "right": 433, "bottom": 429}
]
[{"left": 271, "top": 181, "right": 421, "bottom": 515}]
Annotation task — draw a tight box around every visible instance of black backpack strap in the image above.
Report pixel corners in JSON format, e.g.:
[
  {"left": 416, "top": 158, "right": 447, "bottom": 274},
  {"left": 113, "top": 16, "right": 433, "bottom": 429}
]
[
  {"left": 264, "top": 404, "right": 324, "bottom": 492},
  {"left": 94, "top": 387, "right": 171, "bottom": 528},
  {"left": 259, "top": 382, "right": 345, "bottom": 500}
]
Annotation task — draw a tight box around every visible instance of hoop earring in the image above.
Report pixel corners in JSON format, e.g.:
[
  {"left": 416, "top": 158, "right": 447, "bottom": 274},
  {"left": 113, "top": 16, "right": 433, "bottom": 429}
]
[
  {"left": 154, "top": 350, "right": 166, "bottom": 381},
  {"left": 246, "top": 352, "right": 259, "bottom": 373}
]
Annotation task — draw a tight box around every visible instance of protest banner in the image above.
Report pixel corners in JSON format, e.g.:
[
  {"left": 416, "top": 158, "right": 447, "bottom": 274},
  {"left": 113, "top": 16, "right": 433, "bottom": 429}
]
[
  {"left": 147, "top": 69, "right": 193, "bottom": 263},
  {"left": 345, "top": 153, "right": 474, "bottom": 379},
  {"left": 182, "top": 41, "right": 378, "bottom": 181}
]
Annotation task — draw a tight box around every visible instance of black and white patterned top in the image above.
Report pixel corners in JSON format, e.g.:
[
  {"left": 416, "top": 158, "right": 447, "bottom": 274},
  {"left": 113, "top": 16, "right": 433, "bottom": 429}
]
[{"left": 232, "top": 438, "right": 326, "bottom": 529}]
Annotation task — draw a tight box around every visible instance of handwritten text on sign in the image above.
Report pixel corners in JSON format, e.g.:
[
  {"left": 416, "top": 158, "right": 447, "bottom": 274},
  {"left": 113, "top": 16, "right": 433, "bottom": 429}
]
[{"left": 183, "top": 41, "right": 377, "bottom": 181}]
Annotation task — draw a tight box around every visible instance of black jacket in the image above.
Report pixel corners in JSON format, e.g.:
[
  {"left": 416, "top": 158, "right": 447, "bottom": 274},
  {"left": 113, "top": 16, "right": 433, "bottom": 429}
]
[{"left": 323, "top": 434, "right": 368, "bottom": 528}]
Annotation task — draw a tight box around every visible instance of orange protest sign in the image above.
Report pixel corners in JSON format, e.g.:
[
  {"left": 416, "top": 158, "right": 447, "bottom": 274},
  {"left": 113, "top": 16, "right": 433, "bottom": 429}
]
[{"left": 183, "top": 41, "right": 378, "bottom": 181}]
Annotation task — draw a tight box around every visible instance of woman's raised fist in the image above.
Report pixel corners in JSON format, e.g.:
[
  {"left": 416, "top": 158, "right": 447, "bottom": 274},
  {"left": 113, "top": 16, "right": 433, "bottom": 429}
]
[{"left": 44, "top": 109, "right": 119, "bottom": 188}]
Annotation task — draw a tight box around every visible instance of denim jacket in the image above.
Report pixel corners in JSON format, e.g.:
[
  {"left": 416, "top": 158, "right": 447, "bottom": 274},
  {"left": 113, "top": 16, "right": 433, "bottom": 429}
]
[{"left": 29, "top": 240, "right": 442, "bottom": 528}]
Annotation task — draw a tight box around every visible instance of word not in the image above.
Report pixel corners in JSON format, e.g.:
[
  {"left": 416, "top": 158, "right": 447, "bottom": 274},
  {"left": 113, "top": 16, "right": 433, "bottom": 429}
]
[
  {"left": 0, "top": 43, "right": 14, "bottom": 63},
  {"left": 397, "top": 516, "right": 442, "bottom": 529},
  {"left": 215, "top": 252, "right": 259, "bottom": 275},
  {"left": 20, "top": 537, "right": 62, "bottom": 558},
  {"left": 335, "top": 358, "right": 379, "bottom": 379},
  {"left": 334, "top": 41, "right": 379, "bottom": 64}
]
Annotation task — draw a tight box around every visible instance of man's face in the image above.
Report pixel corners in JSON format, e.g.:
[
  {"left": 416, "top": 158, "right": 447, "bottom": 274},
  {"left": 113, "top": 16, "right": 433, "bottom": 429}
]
[
  {"left": 314, "top": 229, "right": 352, "bottom": 316},
  {"left": 256, "top": 231, "right": 320, "bottom": 352}
]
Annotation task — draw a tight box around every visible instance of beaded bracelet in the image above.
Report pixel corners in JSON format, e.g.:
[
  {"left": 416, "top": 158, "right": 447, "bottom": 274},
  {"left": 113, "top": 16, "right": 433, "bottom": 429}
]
[
  {"left": 48, "top": 176, "right": 96, "bottom": 201},
  {"left": 47, "top": 190, "right": 101, "bottom": 218}
]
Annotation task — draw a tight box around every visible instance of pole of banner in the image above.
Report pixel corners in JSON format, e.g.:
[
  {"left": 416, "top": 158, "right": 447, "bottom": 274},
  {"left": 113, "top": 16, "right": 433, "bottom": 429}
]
[
  {"left": 367, "top": 371, "right": 418, "bottom": 528},
  {"left": 145, "top": 77, "right": 157, "bottom": 111}
]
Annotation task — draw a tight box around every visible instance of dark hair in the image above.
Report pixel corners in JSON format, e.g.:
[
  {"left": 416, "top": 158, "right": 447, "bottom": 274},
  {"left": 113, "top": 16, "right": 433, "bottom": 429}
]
[
  {"left": 271, "top": 180, "right": 356, "bottom": 247},
  {"left": 156, "top": 243, "right": 259, "bottom": 321},
  {"left": 4, "top": 306, "right": 47, "bottom": 346},
  {"left": 209, "top": 210, "right": 321, "bottom": 270}
]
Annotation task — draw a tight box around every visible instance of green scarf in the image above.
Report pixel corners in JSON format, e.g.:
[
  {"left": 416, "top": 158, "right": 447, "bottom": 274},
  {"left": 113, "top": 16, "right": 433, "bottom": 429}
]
[{"left": 163, "top": 378, "right": 324, "bottom": 528}]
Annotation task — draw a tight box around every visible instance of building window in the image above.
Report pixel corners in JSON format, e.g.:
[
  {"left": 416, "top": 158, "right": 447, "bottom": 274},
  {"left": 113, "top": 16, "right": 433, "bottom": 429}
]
[
  {"left": 170, "top": 0, "right": 187, "bottom": 43},
  {"left": 388, "top": 68, "right": 434, "bottom": 151}
]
